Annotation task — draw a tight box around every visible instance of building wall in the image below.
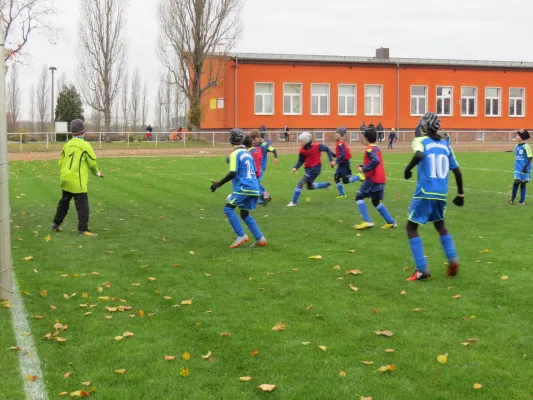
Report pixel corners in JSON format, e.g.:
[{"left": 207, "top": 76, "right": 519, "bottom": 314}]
[{"left": 200, "top": 59, "right": 533, "bottom": 131}]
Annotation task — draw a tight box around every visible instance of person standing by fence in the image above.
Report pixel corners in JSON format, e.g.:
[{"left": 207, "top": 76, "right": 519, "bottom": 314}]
[
  {"left": 284, "top": 125, "right": 290, "bottom": 142},
  {"left": 260, "top": 124, "right": 267, "bottom": 139},
  {"left": 360, "top": 122, "right": 367, "bottom": 144},
  {"left": 376, "top": 121, "right": 384, "bottom": 142}
]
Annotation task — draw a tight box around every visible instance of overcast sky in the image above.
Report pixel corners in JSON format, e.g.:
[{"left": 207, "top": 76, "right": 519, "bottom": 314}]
[{"left": 15, "top": 0, "right": 533, "bottom": 124}]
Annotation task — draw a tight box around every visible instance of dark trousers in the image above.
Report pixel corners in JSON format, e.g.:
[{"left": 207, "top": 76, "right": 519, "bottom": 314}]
[{"left": 53, "top": 191, "right": 90, "bottom": 232}]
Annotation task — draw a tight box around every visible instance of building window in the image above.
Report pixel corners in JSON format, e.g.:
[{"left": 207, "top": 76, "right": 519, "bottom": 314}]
[
  {"left": 365, "top": 85, "right": 383, "bottom": 116},
  {"left": 315, "top": 132, "right": 324, "bottom": 141},
  {"left": 410, "top": 86, "right": 427, "bottom": 116},
  {"left": 436, "top": 86, "right": 453, "bottom": 116},
  {"left": 283, "top": 83, "right": 302, "bottom": 115},
  {"left": 217, "top": 98, "right": 224, "bottom": 109},
  {"left": 510, "top": 88, "right": 525, "bottom": 117},
  {"left": 461, "top": 87, "right": 477, "bottom": 116},
  {"left": 485, "top": 88, "right": 501, "bottom": 117},
  {"left": 477, "top": 131, "right": 484, "bottom": 141},
  {"left": 254, "top": 83, "right": 274, "bottom": 115},
  {"left": 311, "top": 84, "right": 329, "bottom": 115},
  {"left": 350, "top": 132, "right": 359, "bottom": 142},
  {"left": 338, "top": 84, "right": 356, "bottom": 115}
]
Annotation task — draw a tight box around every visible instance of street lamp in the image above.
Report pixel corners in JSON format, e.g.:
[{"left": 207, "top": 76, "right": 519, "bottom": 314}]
[{"left": 49, "top": 66, "right": 57, "bottom": 138}]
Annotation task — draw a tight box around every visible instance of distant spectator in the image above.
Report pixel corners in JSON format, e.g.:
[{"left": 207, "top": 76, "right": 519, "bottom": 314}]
[
  {"left": 376, "top": 121, "right": 384, "bottom": 142},
  {"left": 368, "top": 121, "right": 375, "bottom": 128},
  {"left": 283, "top": 125, "right": 290, "bottom": 142},
  {"left": 360, "top": 122, "right": 367, "bottom": 144},
  {"left": 145, "top": 124, "right": 153, "bottom": 141},
  {"left": 388, "top": 128, "right": 398, "bottom": 149},
  {"left": 260, "top": 124, "right": 267, "bottom": 139},
  {"left": 444, "top": 132, "right": 451, "bottom": 144}
]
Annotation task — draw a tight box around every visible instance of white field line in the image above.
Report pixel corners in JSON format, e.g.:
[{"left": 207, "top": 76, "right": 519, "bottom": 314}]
[{"left": 11, "top": 272, "right": 48, "bottom": 400}]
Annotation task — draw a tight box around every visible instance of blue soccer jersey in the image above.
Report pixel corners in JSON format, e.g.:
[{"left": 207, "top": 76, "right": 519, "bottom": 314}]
[
  {"left": 412, "top": 137, "right": 459, "bottom": 201},
  {"left": 229, "top": 147, "right": 260, "bottom": 196},
  {"left": 515, "top": 143, "right": 532, "bottom": 174},
  {"left": 259, "top": 140, "right": 276, "bottom": 172}
]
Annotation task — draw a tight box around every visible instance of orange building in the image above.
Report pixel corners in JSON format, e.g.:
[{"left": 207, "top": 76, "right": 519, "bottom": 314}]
[{"left": 201, "top": 49, "right": 533, "bottom": 132}]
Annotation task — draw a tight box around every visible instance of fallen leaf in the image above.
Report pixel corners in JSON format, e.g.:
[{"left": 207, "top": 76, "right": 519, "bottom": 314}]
[
  {"left": 136, "top": 310, "right": 144, "bottom": 317},
  {"left": 114, "top": 336, "right": 123, "bottom": 341},
  {"left": 181, "top": 299, "right": 192, "bottom": 305},
  {"left": 375, "top": 330, "right": 393, "bottom": 337},
  {"left": 44, "top": 235, "right": 51, "bottom": 242},
  {"left": 473, "top": 383, "right": 482, "bottom": 390},
  {"left": 411, "top": 308, "right": 421, "bottom": 312},
  {"left": 251, "top": 349, "right": 259, "bottom": 357},
  {"left": 163, "top": 296, "right": 172, "bottom": 300},
  {"left": 501, "top": 276, "right": 509, "bottom": 280},
  {"left": 346, "top": 269, "right": 362, "bottom": 275},
  {"left": 372, "top": 309, "right": 379, "bottom": 314},
  {"left": 182, "top": 352, "right": 191, "bottom": 361},
  {"left": 377, "top": 364, "right": 396, "bottom": 373},
  {"left": 271, "top": 322, "right": 286, "bottom": 331},
  {"left": 437, "top": 354, "right": 448, "bottom": 364},
  {"left": 220, "top": 332, "right": 231, "bottom": 337},
  {"left": 301, "top": 342, "right": 311, "bottom": 345},
  {"left": 361, "top": 361, "right": 374, "bottom": 365},
  {"left": 202, "top": 351, "right": 212, "bottom": 359},
  {"left": 257, "top": 384, "right": 276, "bottom": 392},
  {"left": 122, "top": 332, "right": 134, "bottom": 337},
  {"left": 105, "top": 307, "right": 117, "bottom": 312},
  {"left": 34, "top": 315, "right": 43, "bottom": 319},
  {"left": 452, "top": 295, "right": 461, "bottom": 299},
  {"left": 81, "top": 381, "right": 91, "bottom": 386},
  {"left": 64, "top": 372, "right": 73, "bottom": 379},
  {"left": 22, "top": 256, "right": 34, "bottom": 261},
  {"left": 308, "top": 255, "right": 322, "bottom": 260},
  {"left": 69, "top": 390, "right": 90, "bottom": 397},
  {"left": 400, "top": 290, "right": 406, "bottom": 295},
  {"left": 240, "top": 376, "right": 253, "bottom": 382},
  {"left": 98, "top": 296, "right": 109, "bottom": 301},
  {"left": 180, "top": 368, "right": 189, "bottom": 376},
  {"left": 332, "top": 265, "right": 341, "bottom": 270},
  {"left": 40, "top": 290, "right": 48, "bottom": 297},
  {"left": 481, "top": 249, "right": 489, "bottom": 253},
  {"left": 318, "top": 345, "right": 327, "bottom": 351},
  {"left": 349, "top": 284, "right": 358, "bottom": 291},
  {"left": 339, "top": 370, "right": 347, "bottom": 377},
  {"left": 59, "top": 392, "right": 68, "bottom": 396},
  {"left": 347, "top": 249, "right": 356, "bottom": 253},
  {"left": 84, "top": 312, "right": 92, "bottom": 317},
  {"left": 189, "top": 251, "right": 195, "bottom": 255},
  {"left": 306, "top": 304, "right": 313, "bottom": 311},
  {"left": 104, "top": 316, "right": 112, "bottom": 320},
  {"left": 115, "top": 369, "right": 126, "bottom": 375},
  {"left": 360, "top": 397, "right": 372, "bottom": 400},
  {"left": 8, "top": 346, "right": 24, "bottom": 351},
  {"left": 384, "top": 349, "right": 395, "bottom": 353},
  {"left": 165, "top": 355, "right": 175, "bottom": 361},
  {"left": 147, "top": 277, "right": 156, "bottom": 282}
]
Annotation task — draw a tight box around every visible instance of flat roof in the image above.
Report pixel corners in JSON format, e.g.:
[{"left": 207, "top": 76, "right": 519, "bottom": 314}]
[{"left": 228, "top": 52, "right": 533, "bottom": 69}]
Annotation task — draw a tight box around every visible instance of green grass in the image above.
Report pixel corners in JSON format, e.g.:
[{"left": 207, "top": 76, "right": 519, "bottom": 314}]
[{"left": 2, "top": 152, "right": 533, "bottom": 399}]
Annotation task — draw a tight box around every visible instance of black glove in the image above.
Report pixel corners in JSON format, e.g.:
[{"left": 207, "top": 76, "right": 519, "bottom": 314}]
[
  {"left": 404, "top": 169, "right": 412, "bottom": 180},
  {"left": 226, "top": 157, "right": 230, "bottom": 164},
  {"left": 522, "top": 166, "right": 529, "bottom": 173},
  {"left": 452, "top": 195, "right": 464, "bottom": 207},
  {"left": 210, "top": 181, "right": 220, "bottom": 193}
]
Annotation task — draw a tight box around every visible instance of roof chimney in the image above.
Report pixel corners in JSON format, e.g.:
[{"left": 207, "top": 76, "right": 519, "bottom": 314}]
[{"left": 376, "top": 47, "right": 390, "bottom": 60}]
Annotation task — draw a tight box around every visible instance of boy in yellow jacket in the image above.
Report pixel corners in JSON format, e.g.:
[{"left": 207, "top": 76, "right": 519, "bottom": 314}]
[{"left": 52, "top": 119, "right": 103, "bottom": 236}]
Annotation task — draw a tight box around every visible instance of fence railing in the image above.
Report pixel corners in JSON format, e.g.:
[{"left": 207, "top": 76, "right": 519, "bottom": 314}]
[{"left": 5, "top": 130, "right": 521, "bottom": 153}]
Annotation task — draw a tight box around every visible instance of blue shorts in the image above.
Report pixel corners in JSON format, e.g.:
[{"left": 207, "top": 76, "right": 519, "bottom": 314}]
[
  {"left": 514, "top": 172, "right": 531, "bottom": 182},
  {"left": 335, "top": 162, "right": 352, "bottom": 179},
  {"left": 356, "top": 180, "right": 385, "bottom": 201},
  {"left": 304, "top": 166, "right": 322, "bottom": 184},
  {"left": 226, "top": 193, "right": 258, "bottom": 211},
  {"left": 408, "top": 198, "right": 446, "bottom": 224}
]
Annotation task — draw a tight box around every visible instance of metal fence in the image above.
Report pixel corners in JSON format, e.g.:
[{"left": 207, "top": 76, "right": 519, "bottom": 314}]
[{"left": 5, "top": 130, "right": 521, "bottom": 153}]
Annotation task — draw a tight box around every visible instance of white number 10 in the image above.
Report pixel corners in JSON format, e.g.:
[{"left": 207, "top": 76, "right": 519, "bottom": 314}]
[{"left": 428, "top": 153, "right": 450, "bottom": 179}]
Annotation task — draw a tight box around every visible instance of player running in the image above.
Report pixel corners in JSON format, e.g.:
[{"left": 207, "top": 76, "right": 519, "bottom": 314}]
[
  {"left": 509, "top": 129, "right": 532, "bottom": 205},
  {"left": 250, "top": 129, "right": 279, "bottom": 204},
  {"left": 330, "top": 126, "right": 364, "bottom": 198}
]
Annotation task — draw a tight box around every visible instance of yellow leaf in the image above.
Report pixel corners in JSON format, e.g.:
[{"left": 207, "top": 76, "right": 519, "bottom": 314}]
[
  {"left": 271, "top": 322, "right": 286, "bottom": 331},
  {"left": 181, "top": 299, "right": 193, "bottom": 305},
  {"left": 165, "top": 355, "right": 175, "bottom": 361},
  {"left": 82, "top": 293, "right": 88, "bottom": 298},
  {"left": 318, "top": 345, "right": 327, "bottom": 351},
  {"left": 97, "top": 287, "right": 103, "bottom": 292},
  {"left": 189, "top": 251, "right": 195, "bottom": 255},
  {"left": 22, "top": 256, "right": 34, "bottom": 261},
  {"left": 147, "top": 277, "right": 156, "bottom": 282},
  {"left": 384, "top": 349, "right": 395, "bottom": 353},
  {"left": 163, "top": 296, "right": 172, "bottom": 300},
  {"left": 375, "top": 330, "right": 393, "bottom": 337},
  {"left": 122, "top": 332, "right": 134, "bottom": 337},
  {"left": 104, "top": 316, "right": 112, "bottom": 320},
  {"left": 1, "top": 301, "right": 11, "bottom": 309},
  {"left": 501, "top": 276, "right": 509, "bottom": 280},
  {"left": 8, "top": 346, "right": 24, "bottom": 351},
  {"left": 114, "top": 336, "right": 123, "bottom": 341},
  {"left": 180, "top": 368, "right": 189, "bottom": 376},
  {"left": 202, "top": 351, "right": 212, "bottom": 359},
  {"left": 115, "top": 369, "right": 126, "bottom": 375},
  {"left": 473, "top": 383, "right": 482, "bottom": 390},
  {"left": 64, "top": 372, "right": 73, "bottom": 378},
  {"left": 412, "top": 308, "right": 421, "bottom": 312},
  {"left": 239, "top": 376, "right": 253, "bottom": 382},
  {"left": 59, "top": 392, "right": 68, "bottom": 396},
  {"left": 346, "top": 269, "right": 362, "bottom": 275},
  {"left": 81, "top": 381, "right": 91, "bottom": 386},
  {"left": 84, "top": 312, "right": 92, "bottom": 316},
  {"left": 132, "top": 283, "right": 141, "bottom": 286},
  {"left": 136, "top": 310, "right": 144, "bottom": 317},
  {"left": 377, "top": 364, "right": 396, "bottom": 373},
  {"left": 44, "top": 235, "right": 51, "bottom": 242},
  {"left": 105, "top": 307, "right": 118, "bottom": 312},
  {"left": 347, "top": 249, "right": 356, "bottom": 253},
  {"left": 452, "top": 295, "right": 461, "bottom": 299},
  {"left": 360, "top": 397, "right": 373, "bottom": 400},
  {"left": 349, "top": 284, "right": 358, "bottom": 291},
  {"left": 98, "top": 296, "right": 110, "bottom": 301},
  {"left": 308, "top": 255, "right": 322, "bottom": 260},
  {"left": 56, "top": 337, "right": 67, "bottom": 343},
  {"left": 40, "top": 290, "right": 48, "bottom": 297},
  {"left": 361, "top": 361, "right": 374, "bottom": 365},
  {"left": 301, "top": 342, "right": 311, "bottom": 345},
  {"left": 339, "top": 370, "right": 347, "bottom": 377},
  {"left": 69, "top": 390, "right": 90, "bottom": 397},
  {"left": 306, "top": 304, "right": 313, "bottom": 311},
  {"left": 182, "top": 352, "right": 191, "bottom": 361},
  {"left": 437, "top": 354, "right": 448, "bottom": 364},
  {"left": 332, "top": 265, "right": 341, "bottom": 270},
  {"left": 220, "top": 332, "right": 231, "bottom": 337},
  {"left": 258, "top": 384, "right": 276, "bottom": 392},
  {"left": 400, "top": 290, "right": 406, "bottom": 295},
  {"left": 481, "top": 248, "right": 489, "bottom": 253}
]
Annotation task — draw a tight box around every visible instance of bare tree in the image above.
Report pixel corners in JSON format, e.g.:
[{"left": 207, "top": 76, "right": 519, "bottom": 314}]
[
  {"left": 120, "top": 71, "right": 128, "bottom": 131},
  {"left": 36, "top": 64, "right": 49, "bottom": 132},
  {"left": 173, "top": 83, "right": 184, "bottom": 128},
  {"left": 157, "top": 0, "right": 242, "bottom": 131},
  {"left": 164, "top": 74, "right": 172, "bottom": 129},
  {"left": 78, "top": 0, "right": 129, "bottom": 133},
  {"left": 155, "top": 81, "right": 164, "bottom": 131},
  {"left": 57, "top": 71, "right": 67, "bottom": 91},
  {"left": 29, "top": 84, "right": 35, "bottom": 130},
  {"left": 141, "top": 82, "right": 149, "bottom": 128},
  {"left": 129, "top": 67, "right": 140, "bottom": 131},
  {"left": 1, "top": 0, "right": 59, "bottom": 63},
  {"left": 7, "top": 63, "right": 20, "bottom": 129}
]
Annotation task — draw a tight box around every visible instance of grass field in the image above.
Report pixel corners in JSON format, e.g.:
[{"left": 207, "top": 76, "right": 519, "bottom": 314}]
[{"left": 2, "top": 151, "right": 533, "bottom": 400}]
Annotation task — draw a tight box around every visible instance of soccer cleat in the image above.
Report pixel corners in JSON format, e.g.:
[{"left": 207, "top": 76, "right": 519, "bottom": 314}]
[
  {"left": 407, "top": 269, "right": 431, "bottom": 281},
  {"left": 286, "top": 202, "right": 297, "bottom": 207},
  {"left": 336, "top": 195, "right": 347, "bottom": 199},
  {"left": 519, "top": 202, "right": 525, "bottom": 206},
  {"left": 229, "top": 235, "right": 249, "bottom": 248},
  {"left": 52, "top": 224, "right": 63, "bottom": 232},
  {"left": 357, "top": 172, "right": 366, "bottom": 182},
  {"left": 354, "top": 222, "right": 375, "bottom": 230},
  {"left": 509, "top": 198, "right": 515, "bottom": 205},
  {"left": 447, "top": 263, "right": 459, "bottom": 277},
  {"left": 79, "top": 231, "right": 98, "bottom": 237},
  {"left": 381, "top": 223, "right": 397, "bottom": 229},
  {"left": 251, "top": 237, "right": 267, "bottom": 247}
]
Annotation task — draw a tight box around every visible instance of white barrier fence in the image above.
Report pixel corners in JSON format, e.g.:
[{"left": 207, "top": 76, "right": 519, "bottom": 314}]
[{"left": 5, "top": 130, "right": 521, "bottom": 152}]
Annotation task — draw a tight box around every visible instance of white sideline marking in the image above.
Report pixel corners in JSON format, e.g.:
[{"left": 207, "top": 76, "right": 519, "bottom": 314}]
[{"left": 11, "top": 272, "right": 48, "bottom": 400}]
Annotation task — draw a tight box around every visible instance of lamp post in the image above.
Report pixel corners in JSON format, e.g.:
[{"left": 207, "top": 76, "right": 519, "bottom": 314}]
[{"left": 49, "top": 66, "right": 57, "bottom": 139}]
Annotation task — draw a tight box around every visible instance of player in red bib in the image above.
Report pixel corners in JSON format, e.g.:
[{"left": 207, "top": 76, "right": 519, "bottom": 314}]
[
  {"left": 354, "top": 128, "right": 397, "bottom": 230},
  {"left": 330, "top": 126, "right": 365, "bottom": 198},
  {"left": 244, "top": 135, "right": 262, "bottom": 178}
]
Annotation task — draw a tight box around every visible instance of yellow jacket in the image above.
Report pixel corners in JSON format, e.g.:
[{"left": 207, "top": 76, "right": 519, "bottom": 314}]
[{"left": 58, "top": 138, "right": 99, "bottom": 193}]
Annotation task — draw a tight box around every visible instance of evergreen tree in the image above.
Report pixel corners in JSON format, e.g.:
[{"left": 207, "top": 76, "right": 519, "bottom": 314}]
[{"left": 55, "top": 84, "right": 84, "bottom": 139}]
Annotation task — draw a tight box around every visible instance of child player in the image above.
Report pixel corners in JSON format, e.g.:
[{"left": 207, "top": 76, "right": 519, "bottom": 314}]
[
  {"left": 52, "top": 119, "right": 104, "bottom": 236},
  {"left": 287, "top": 132, "right": 335, "bottom": 207},
  {"left": 330, "top": 126, "right": 364, "bottom": 198},
  {"left": 353, "top": 127, "right": 397, "bottom": 230},
  {"left": 244, "top": 135, "right": 262, "bottom": 179},
  {"left": 249, "top": 129, "right": 279, "bottom": 203},
  {"left": 403, "top": 112, "right": 464, "bottom": 281},
  {"left": 210, "top": 128, "right": 267, "bottom": 248},
  {"left": 509, "top": 129, "right": 532, "bottom": 205}
]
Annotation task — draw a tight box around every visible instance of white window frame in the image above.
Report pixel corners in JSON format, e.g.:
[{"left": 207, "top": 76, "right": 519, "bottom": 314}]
[
  {"left": 315, "top": 132, "right": 324, "bottom": 141},
  {"left": 311, "top": 83, "right": 330, "bottom": 115},
  {"left": 278, "top": 132, "right": 285, "bottom": 140},
  {"left": 217, "top": 98, "right": 224, "bottom": 109},
  {"left": 484, "top": 87, "right": 501, "bottom": 117},
  {"left": 350, "top": 132, "right": 359, "bottom": 142},
  {"left": 364, "top": 84, "right": 383, "bottom": 116},
  {"left": 509, "top": 87, "right": 526, "bottom": 118},
  {"left": 436, "top": 86, "right": 453, "bottom": 117},
  {"left": 461, "top": 86, "right": 478, "bottom": 117},
  {"left": 338, "top": 84, "right": 357, "bottom": 116},
  {"left": 283, "top": 83, "right": 303, "bottom": 116},
  {"left": 254, "top": 82, "right": 274, "bottom": 115},
  {"left": 410, "top": 85, "right": 428, "bottom": 116},
  {"left": 476, "top": 131, "right": 485, "bottom": 141}
]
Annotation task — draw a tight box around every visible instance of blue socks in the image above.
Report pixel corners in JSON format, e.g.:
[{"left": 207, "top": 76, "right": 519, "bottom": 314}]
[
  {"left": 376, "top": 203, "right": 395, "bottom": 224},
  {"left": 244, "top": 216, "right": 263, "bottom": 240},
  {"left": 512, "top": 183, "right": 519, "bottom": 201},
  {"left": 349, "top": 175, "right": 362, "bottom": 183},
  {"left": 292, "top": 187, "right": 302, "bottom": 204},
  {"left": 409, "top": 237, "right": 428, "bottom": 271},
  {"left": 520, "top": 185, "right": 527, "bottom": 203},
  {"left": 356, "top": 200, "right": 372, "bottom": 223},
  {"left": 440, "top": 234, "right": 458, "bottom": 264},
  {"left": 336, "top": 182, "right": 346, "bottom": 196},
  {"left": 224, "top": 206, "right": 245, "bottom": 236},
  {"left": 312, "top": 182, "right": 330, "bottom": 190}
]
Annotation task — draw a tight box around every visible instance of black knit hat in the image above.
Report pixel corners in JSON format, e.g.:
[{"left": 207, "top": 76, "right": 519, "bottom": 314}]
[{"left": 517, "top": 129, "right": 530, "bottom": 141}]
